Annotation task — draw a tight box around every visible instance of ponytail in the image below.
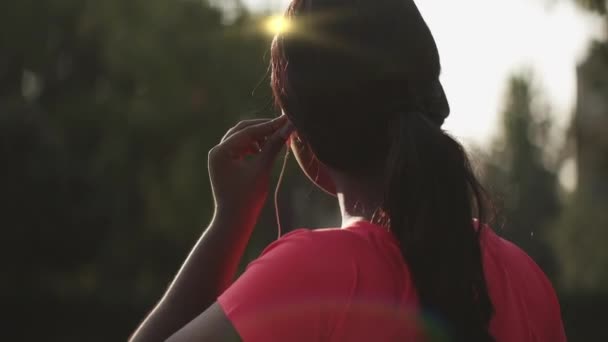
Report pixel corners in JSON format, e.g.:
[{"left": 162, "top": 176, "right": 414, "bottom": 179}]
[
  {"left": 270, "top": 0, "right": 493, "bottom": 338},
  {"left": 381, "top": 112, "right": 494, "bottom": 341}
]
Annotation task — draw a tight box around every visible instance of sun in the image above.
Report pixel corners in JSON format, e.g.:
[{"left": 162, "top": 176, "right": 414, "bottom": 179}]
[{"left": 265, "top": 15, "right": 292, "bottom": 36}]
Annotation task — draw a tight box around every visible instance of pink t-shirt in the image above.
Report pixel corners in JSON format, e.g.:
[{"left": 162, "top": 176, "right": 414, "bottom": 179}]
[{"left": 218, "top": 220, "right": 566, "bottom": 341}]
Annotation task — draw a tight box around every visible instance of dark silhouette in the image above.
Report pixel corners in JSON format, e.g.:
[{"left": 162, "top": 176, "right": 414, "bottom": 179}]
[{"left": 271, "top": 0, "right": 493, "bottom": 340}]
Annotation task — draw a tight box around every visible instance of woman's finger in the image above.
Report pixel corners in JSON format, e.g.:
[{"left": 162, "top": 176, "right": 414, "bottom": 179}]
[
  {"left": 221, "top": 118, "right": 273, "bottom": 143},
  {"left": 260, "top": 122, "right": 295, "bottom": 166},
  {"left": 221, "top": 116, "right": 288, "bottom": 152}
]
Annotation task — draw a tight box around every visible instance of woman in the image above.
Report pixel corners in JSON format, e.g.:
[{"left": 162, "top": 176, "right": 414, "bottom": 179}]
[{"left": 131, "top": 0, "right": 566, "bottom": 341}]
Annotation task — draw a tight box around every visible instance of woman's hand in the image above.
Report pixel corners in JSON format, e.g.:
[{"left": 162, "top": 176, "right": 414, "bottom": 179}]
[
  {"left": 131, "top": 116, "right": 293, "bottom": 342},
  {"left": 208, "top": 115, "right": 294, "bottom": 221}
]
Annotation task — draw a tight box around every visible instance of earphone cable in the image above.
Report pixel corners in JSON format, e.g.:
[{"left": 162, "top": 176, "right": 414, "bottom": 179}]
[{"left": 274, "top": 144, "right": 291, "bottom": 239}]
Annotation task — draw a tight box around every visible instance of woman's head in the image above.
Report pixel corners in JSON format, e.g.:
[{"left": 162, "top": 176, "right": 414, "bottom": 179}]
[
  {"left": 271, "top": 1, "right": 495, "bottom": 341},
  {"left": 272, "top": 0, "right": 449, "bottom": 179}
]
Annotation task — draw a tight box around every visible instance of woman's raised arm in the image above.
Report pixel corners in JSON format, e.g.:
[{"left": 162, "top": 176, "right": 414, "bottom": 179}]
[{"left": 129, "top": 116, "right": 293, "bottom": 342}]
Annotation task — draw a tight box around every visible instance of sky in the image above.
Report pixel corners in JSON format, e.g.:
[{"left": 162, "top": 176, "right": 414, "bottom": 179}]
[{"left": 242, "top": 0, "right": 604, "bottom": 149}]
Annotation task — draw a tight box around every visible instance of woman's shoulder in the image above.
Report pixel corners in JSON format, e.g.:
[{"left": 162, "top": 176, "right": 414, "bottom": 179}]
[
  {"left": 264, "top": 221, "right": 399, "bottom": 260},
  {"left": 258, "top": 226, "right": 374, "bottom": 263},
  {"left": 255, "top": 222, "right": 409, "bottom": 290},
  {"left": 219, "top": 224, "right": 416, "bottom": 342}
]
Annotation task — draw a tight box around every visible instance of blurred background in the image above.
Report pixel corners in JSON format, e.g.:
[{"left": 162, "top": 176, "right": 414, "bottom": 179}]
[{"left": 1, "top": 0, "right": 606, "bottom": 340}]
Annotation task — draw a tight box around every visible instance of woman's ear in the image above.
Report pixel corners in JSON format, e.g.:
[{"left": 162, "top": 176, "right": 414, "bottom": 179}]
[{"left": 289, "top": 132, "right": 337, "bottom": 197}]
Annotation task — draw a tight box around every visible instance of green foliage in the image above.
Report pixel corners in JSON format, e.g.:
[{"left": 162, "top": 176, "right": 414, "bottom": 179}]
[
  {"left": 477, "top": 71, "right": 608, "bottom": 339},
  {"left": 2, "top": 1, "right": 606, "bottom": 340},
  {"left": 479, "top": 75, "right": 561, "bottom": 279},
  {"left": 1, "top": 1, "right": 272, "bottom": 340},
  {"left": 574, "top": 0, "right": 607, "bottom": 13},
  {"left": 550, "top": 37, "right": 608, "bottom": 293},
  {"left": 551, "top": 192, "right": 608, "bottom": 292}
]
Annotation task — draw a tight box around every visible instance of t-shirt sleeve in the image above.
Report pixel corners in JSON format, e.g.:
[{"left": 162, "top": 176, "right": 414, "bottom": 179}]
[{"left": 217, "top": 229, "right": 353, "bottom": 342}]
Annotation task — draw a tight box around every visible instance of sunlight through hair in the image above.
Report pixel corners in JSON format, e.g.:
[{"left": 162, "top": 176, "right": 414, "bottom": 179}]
[
  {"left": 264, "top": 15, "right": 293, "bottom": 36},
  {"left": 267, "top": 8, "right": 407, "bottom": 72}
]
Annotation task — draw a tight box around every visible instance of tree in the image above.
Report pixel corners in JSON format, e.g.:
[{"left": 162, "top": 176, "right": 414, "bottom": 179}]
[
  {"left": 0, "top": 1, "right": 273, "bottom": 340},
  {"left": 573, "top": 0, "right": 607, "bottom": 13},
  {"left": 543, "top": 0, "right": 608, "bottom": 293},
  {"left": 550, "top": 37, "right": 608, "bottom": 294},
  {"left": 479, "top": 74, "right": 561, "bottom": 279}
]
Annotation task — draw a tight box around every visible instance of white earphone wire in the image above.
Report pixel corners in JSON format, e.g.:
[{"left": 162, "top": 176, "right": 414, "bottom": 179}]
[{"left": 274, "top": 142, "right": 291, "bottom": 239}]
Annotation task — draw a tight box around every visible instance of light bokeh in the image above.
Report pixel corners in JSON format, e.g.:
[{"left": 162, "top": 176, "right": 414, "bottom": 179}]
[
  {"left": 244, "top": 0, "right": 603, "bottom": 147},
  {"left": 264, "top": 15, "right": 293, "bottom": 35}
]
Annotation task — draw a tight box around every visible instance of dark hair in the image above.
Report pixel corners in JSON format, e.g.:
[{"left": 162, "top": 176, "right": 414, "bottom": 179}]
[{"left": 271, "top": 0, "right": 494, "bottom": 340}]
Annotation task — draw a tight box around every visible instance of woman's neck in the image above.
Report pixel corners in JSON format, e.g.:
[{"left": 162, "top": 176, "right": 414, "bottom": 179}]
[{"left": 333, "top": 173, "right": 384, "bottom": 228}]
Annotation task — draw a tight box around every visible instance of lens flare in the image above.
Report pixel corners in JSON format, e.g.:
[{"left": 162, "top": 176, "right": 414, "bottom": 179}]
[{"left": 265, "top": 15, "right": 292, "bottom": 35}]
